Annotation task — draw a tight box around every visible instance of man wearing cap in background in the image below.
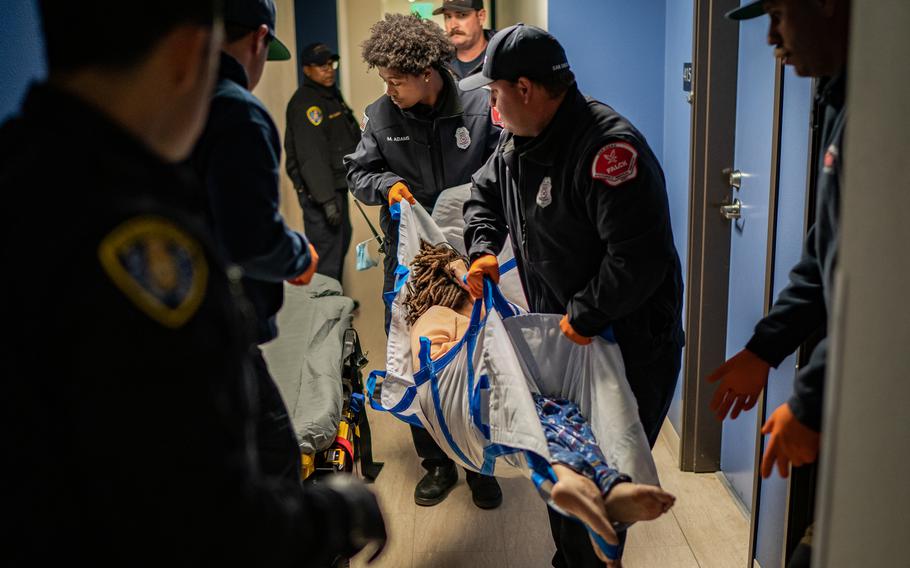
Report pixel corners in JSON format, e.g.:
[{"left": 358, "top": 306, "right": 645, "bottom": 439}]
[
  {"left": 286, "top": 43, "right": 361, "bottom": 284},
  {"left": 461, "top": 24, "right": 684, "bottom": 567},
  {"left": 191, "top": 0, "right": 318, "bottom": 483},
  {"left": 435, "top": 0, "right": 494, "bottom": 79},
  {"left": 707, "top": 2, "right": 850, "bottom": 567}
]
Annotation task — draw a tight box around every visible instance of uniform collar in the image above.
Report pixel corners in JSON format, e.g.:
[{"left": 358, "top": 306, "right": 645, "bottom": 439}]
[
  {"left": 817, "top": 70, "right": 846, "bottom": 111},
  {"left": 401, "top": 67, "right": 463, "bottom": 120},
  {"left": 23, "top": 82, "right": 173, "bottom": 174},
  {"left": 219, "top": 51, "right": 250, "bottom": 90},
  {"left": 511, "top": 84, "right": 586, "bottom": 166},
  {"left": 303, "top": 76, "right": 341, "bottom": 98}
]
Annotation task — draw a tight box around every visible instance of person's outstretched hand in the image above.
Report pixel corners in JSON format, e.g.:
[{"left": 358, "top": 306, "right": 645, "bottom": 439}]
[
  {"left": 760, "top": 403, "right": 820, "bottom": 478},
  {"left": 387, "top": 181, "right": 415, "bottom": 206},
  {"left": 465, "top": 254, "right": 499, "bottom": 299},
  {"left": 706, "top": 348, "right": 770, "bottom": 420},
  {"left": 287, "top": 243, "right": 319, "bottom": 286}
]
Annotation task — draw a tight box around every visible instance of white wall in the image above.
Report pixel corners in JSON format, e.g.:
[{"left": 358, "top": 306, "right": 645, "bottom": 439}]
[{"left": 814, "top": 1, "right": 910, "bottom": 565}]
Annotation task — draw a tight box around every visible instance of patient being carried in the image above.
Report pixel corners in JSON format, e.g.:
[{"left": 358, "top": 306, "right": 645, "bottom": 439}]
[{"left": 405, "top": 242, "right": 676, "bottom": 564}]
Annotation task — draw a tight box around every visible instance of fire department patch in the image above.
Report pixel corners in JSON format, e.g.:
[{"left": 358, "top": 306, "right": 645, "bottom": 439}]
[
  {"left": 455, "top": 126, "right": 471, "bottom": 150},
  {"left": 591, "top": 141, "right": 638, "bottom": 186},
  {"left": 491, "top": 106, "right": 504, "bottom": 127},
  {"left": 306, "top": 105, "right": 323, "bottom": 126}
]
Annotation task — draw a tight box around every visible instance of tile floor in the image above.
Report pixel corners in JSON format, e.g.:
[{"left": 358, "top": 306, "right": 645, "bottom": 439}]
[{"left": 351, "top": 411, "right": 750, "bottom": 568}]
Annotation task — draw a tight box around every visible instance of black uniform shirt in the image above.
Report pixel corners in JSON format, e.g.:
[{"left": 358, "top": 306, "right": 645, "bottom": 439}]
[
  {"left": 0, "top": 84, "right": 354, "bottom": 565},
  {"left": 464, "top": 85, "right": 684, "bottom": 365},
  {"left": 191, "top": 52, "right": 312, "bottom": 344},
  {"left": 746, "top": 73, "right": 847, "bottom": 431},
  {"left": 345, "top": 68, "right": 500, "bottom": 291},
  {"left": 285, "top": 76, "right": 361, "bottom": 203}
]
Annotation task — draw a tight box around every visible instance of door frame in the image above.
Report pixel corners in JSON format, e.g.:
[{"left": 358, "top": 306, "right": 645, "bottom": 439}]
[{"left": 679, "top": 0, "right": 740, "bottom": 473}]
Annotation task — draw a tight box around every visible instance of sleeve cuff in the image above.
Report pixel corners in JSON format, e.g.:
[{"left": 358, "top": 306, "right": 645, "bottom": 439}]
[
  {"left": 745, "top": 333, "right": 789, "bottom": 368},
  {"left": 786, "top": 396, "right": 821, "bottom": 433}
]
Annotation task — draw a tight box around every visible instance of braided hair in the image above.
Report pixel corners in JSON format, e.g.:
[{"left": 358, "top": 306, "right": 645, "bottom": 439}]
[{"left": 404, "top": 241, "right": 471, "bottom": 326}]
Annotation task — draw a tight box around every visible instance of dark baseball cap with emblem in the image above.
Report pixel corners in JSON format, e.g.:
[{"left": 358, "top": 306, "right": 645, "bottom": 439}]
[
  {"left": 433, "top": 0, "right": 485, "bottom": 16},
  {"left": 459, "top": 23, "right": 570, "bottom": 91},
  {"left": 299, "top": 43, "right": 340, "bottom": 66},
  {"left": 726, "top": 1, "right": 767, "bottom": 20},
  {"left": 223, "top": 0, "right": 291, "bottom": 61}
]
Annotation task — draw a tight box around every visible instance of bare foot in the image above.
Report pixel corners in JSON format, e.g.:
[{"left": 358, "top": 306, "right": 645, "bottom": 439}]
[
  {"left": 604, "top": 482, "right": 676, "bottom": 524},
  {"left": 550, "top": 465, "right": 620, "bottom": 566}
]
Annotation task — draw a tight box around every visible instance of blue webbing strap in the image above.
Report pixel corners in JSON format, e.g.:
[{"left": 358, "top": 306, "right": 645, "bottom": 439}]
[
  {"left": 470, "top": 374, "right": 490, "bottom": 439},
  {"left": 365, "top": 370, "right": 424, "bottom": 428},
  {"left": 480, "top": 443, "right": 520, "bottom": 476},
  {"left": 382, "top": 264, "right": 410, "bottom": 306},
  {"left": 499, "top": 257, "right": 518, "bottom": 275},
  {"left": 389, "top": 201, "right": 401, "bottom": 221}
]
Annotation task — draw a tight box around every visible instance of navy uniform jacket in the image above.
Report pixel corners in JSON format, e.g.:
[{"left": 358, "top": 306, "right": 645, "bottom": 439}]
[
  {"left": 345, "top": 68, "right": 500, "bottom": 294},
  {"left": 285, "top": 76, "right": 361, "bottom": 203},
  {"left": 0, "top": 85, "right": 357, "bottom": 566},
  {"left": 464, "top": 85, "right": 684, "bottom": 366},
  {"left": 191, "top": 52, "right": 312, "bottom": 344},
  {"left": 745, "top": 74, "right": 847, "bottom": 431}
]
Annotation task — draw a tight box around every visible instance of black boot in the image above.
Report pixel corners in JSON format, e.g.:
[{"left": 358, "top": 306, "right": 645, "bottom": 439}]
[
  {"left": 414, "top": 462, "right": 458, "bottom": 506},
  {"left": 466, "top": 472, "right": 502, "bottom": 509}
]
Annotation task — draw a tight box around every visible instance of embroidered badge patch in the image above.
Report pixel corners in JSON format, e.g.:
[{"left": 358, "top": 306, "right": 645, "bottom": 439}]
[
  {"left": 491, "top": 106, "right": 504, "bottom": 127},
  {"left": 307, "top": 105, "right": 323, "bottom": 126},
  {"left": 536, "top": 176, "right": 553, "bottom": 208},
  {"left": 591, "top": 141, "right": 639, "bottom": 186},
  {"left": 455, "top": 126, "right": 472, "bottom": 150},
  {"left": 98, "top": 217, "right": 208, "bottom": 328},
  {"left": 823, "top": 144, "right": 838, "bottom": 175}
]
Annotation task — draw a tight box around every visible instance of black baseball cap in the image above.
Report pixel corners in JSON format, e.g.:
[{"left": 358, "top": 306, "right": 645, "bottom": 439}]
[
  {"left": 726, "top": 1, "right": 767, "bottom": 20},
  {"left": 223, "top": 0, "right": 291, "bottom": 61},
  {"left": 432, "top": 0, "right": 485, "bottom": 16},
  {"left": 459, "top": 24, "right": 570, "bottom": 91},
  {"left": 300, "top": 43, "right": 339, "bottom": 66}
]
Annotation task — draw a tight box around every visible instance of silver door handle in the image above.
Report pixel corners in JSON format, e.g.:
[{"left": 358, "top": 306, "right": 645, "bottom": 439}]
[
  {"left": 720, "top": 199, "right": 742, "bottom": 220},
  {"left": 723, "top": 168, "right": 743, "bottom": 190}
]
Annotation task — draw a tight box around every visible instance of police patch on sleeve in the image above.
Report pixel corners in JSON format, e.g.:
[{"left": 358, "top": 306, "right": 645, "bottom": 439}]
[
  {"left": 455, "top": 126, "right": 472, "bottom": 150},
  {"left": 591, "top": 141, "right": 638, "bottom": 186},
  {"left": 98, "top": 217, "right": 208, "bottom": 328},
  {"left": 306, "top": 105, "right": 324, "bottom": 126}
]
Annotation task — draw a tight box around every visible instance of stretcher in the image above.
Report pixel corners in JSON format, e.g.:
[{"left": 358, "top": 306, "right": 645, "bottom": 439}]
[{"left": 262, "top": 275, "right": 382, "bottom": 482}]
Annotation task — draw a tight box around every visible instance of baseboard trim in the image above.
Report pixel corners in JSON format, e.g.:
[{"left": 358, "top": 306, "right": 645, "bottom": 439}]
[
  {"left": 715, "top": 471, "right": 751, "bottom": 520},
  {"left": 660, "top": 418, "right": 681, "bottom": 459}
]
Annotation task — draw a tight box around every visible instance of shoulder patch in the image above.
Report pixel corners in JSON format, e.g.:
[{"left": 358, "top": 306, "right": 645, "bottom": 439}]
[
  {"left": 98, "top": 217, "right": 208, "bottom": 328},
  {"left": 591, "top": 141, "right": 638, "bottom": 186},
  {"left": 306, "top": 105, "right": 324, "bottom": 126}
]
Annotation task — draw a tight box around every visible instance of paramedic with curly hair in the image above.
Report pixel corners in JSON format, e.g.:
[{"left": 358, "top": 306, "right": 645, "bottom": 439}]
[{"left": 344, "top": 13, "right": 502, "bottom": 510}]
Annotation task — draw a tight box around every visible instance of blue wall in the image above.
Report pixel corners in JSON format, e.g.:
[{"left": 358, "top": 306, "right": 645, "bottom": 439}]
[
  {"left": 662, "top": 0, "right": 694, "bottom": 436},
  {"left": 0, "top": 0, "right": 46, "bottom": 122},
  {"left": 549, "top": 0, "right": 667, "bottom": 154},
  {"left": 293, "top": 0, "right": 338, "bottom": 87}
]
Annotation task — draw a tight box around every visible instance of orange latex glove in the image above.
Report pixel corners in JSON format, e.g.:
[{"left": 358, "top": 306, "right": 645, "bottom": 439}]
[
  {"left": 387, "top": 181, "right": 415, "bottom": 206},
  {"left": 706, "top": 348, "right": 771, "bottom": 421},
  {"left": 760, "top": 403, "right": 820, "bottom": 478},
  {"left": 465, "top": 254, "right": 499, "bottom": 299},
  {"left": 287, "top": 243, "right": 319, "bottom": 286},
  {"left": 559, "top": 315, "right": 593, "bottom": 346}
]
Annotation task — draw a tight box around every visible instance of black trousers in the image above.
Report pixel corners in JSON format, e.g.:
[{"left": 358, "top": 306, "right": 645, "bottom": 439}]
[
  {"left": 548, "top": 339, "right": 683, "bottom": 568},
  {"left": 299, "top": 188, "right": 352, "bottom": 283},
  {"left": 250, "top": 347, "right": 301, "bottom": 483},
  {"left": 410, "top": 425, "right": 485, "bottom": 482}
]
